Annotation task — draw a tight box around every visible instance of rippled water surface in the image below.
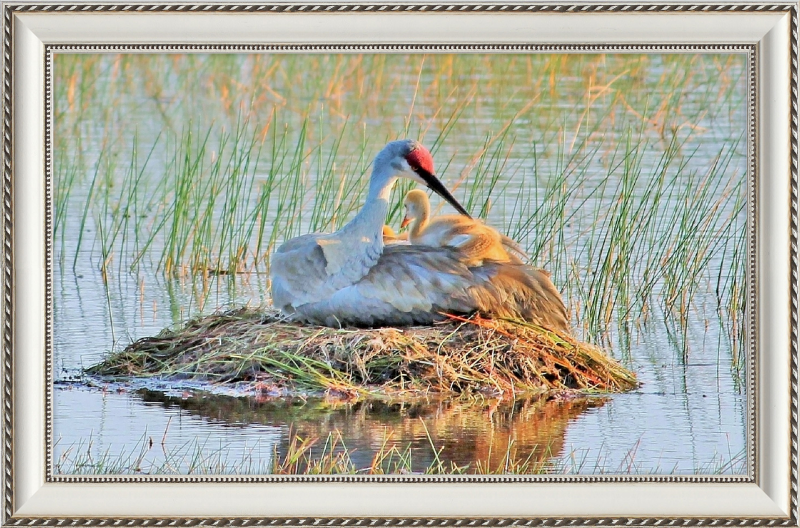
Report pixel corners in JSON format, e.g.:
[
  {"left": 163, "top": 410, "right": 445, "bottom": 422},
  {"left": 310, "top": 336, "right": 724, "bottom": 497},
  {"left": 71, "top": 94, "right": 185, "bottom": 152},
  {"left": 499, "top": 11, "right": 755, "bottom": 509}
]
[{"left": 53, "top": 53, "right": 748, "bottom": 474}]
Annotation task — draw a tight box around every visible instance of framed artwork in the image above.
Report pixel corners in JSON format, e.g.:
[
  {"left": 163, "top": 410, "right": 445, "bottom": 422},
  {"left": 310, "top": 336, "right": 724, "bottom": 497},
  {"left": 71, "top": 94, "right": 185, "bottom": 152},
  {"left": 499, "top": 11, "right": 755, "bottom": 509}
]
[{"left": 2, "top": 0, "right": 796, "bottom": 524}]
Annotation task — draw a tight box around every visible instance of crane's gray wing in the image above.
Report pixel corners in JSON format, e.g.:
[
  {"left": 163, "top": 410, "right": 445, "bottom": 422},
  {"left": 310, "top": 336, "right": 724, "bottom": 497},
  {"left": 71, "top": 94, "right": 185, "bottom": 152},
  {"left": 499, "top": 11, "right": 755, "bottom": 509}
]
[
  {"left": 270, "top": 234, "right": 331, "bottom": 313},
  {"left": 270, "top": 233, "right": 382, "bottom": 313},
  {"left": 292, "top": 245, "right": 474, "bottom": 327},
  {"left": 292, "top": 245, "right": 571, "bottom": 333}
]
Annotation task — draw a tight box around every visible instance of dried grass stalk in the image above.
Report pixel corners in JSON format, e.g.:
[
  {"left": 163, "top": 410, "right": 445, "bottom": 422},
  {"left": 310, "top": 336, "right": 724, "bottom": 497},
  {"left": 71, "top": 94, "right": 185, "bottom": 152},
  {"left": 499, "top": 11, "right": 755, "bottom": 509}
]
[{"left": 88, "top": 308, "right": 638, "bottom": 396}]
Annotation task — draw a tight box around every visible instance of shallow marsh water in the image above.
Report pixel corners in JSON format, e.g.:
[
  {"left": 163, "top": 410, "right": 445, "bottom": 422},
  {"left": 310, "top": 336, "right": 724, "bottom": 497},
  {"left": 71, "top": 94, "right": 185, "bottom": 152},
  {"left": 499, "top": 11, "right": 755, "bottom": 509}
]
[{"left": 53, "top": 53, "right": 747, "bottom": 474}]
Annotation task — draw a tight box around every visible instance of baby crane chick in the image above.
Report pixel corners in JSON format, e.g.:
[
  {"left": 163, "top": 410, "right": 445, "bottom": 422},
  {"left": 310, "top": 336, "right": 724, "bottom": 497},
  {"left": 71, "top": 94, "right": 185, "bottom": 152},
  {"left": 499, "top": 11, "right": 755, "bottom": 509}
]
[
  {"left": 401, "top": 189, "right": 526, "bottom": 266},
  {"left": 382, "top": 225, "right": 409, "bottom": 244}
]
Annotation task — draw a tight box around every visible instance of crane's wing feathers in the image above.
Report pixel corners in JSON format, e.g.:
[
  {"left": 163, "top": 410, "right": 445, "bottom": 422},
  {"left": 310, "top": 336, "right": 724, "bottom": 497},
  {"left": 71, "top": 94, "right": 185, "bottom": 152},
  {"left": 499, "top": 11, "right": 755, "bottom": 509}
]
[
  {"left": 270, "top": 235, "right": 331, "bottom": 312},
  {"left": 271, "top": 233, "right": 383, "bottom": 312},
  {"left": 286, "top": 244, "right": 570, "bottom": 333}
]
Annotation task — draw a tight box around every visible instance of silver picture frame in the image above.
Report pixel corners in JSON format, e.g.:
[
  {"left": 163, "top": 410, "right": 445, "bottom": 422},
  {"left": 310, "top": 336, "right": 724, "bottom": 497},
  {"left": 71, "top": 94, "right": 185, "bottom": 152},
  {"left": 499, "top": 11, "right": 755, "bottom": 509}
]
[{"left": 1, "top": 0, "right": 796, "bottom": 523}]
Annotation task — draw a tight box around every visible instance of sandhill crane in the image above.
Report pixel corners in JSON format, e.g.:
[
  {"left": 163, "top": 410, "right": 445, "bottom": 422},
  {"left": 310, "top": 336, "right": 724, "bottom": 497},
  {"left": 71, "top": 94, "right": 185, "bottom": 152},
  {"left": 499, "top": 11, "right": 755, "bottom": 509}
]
[
  {"left": 401, "top": 188, "right": 528, "bottom": 266},
  {"left": 270, "top": 139, "right": 570, "bottom": 333}
]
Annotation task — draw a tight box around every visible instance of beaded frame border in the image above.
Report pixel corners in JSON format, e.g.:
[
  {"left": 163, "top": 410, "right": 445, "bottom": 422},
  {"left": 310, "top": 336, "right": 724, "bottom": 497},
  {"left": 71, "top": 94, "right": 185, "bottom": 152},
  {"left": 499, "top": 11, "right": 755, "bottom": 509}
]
[{"left": 0, "top": 1, "right": 792, "bottom": 525}]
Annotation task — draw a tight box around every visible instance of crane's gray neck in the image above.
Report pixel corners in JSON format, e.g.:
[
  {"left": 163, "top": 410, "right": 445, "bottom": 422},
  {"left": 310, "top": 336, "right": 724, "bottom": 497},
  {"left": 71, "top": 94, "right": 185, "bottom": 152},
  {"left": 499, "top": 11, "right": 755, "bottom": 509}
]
[
  {"left": 317, "top": 165, "right": 396, "bottom": 282},
  {"left": 339, "top": 165, "right": 397, "bottom": 240}
]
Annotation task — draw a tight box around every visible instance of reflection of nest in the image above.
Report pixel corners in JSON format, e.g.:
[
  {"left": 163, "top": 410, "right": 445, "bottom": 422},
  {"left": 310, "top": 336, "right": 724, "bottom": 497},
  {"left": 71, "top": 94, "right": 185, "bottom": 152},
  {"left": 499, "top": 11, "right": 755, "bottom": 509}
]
[
  {"left": 137, "top": 390, "right": 610, "bottom": 473},
  {"left": 88, "top": 307, "right": 637, "bottom": 396}
]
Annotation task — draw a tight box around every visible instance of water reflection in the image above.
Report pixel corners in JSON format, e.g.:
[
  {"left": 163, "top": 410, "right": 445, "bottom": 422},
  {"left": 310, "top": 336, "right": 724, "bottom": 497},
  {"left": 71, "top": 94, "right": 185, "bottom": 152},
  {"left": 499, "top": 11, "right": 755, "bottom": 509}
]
[{"left": 136, "top": 390, "right": 607, "bottom": 473}]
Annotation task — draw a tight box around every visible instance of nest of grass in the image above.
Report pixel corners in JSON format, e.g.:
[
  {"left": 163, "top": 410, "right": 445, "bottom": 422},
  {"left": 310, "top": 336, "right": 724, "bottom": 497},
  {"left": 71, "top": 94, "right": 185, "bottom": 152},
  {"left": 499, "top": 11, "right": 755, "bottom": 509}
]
[{"left": 87, "top": 308, "right": 637, "bottom": 397}]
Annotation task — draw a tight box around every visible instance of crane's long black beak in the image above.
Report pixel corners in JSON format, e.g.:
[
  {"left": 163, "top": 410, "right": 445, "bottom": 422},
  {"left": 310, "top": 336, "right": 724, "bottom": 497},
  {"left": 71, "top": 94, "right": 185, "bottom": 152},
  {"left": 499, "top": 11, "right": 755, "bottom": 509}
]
[{"left": 417, "top": 168, "right": 472, "bottom": 218}]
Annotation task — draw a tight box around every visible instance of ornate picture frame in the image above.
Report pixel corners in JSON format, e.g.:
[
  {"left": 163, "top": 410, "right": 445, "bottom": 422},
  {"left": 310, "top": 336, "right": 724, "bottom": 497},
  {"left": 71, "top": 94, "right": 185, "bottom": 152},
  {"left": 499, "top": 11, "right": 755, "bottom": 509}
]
[{"left": 2, "top": 0, "right": 796, "bottom": 524}]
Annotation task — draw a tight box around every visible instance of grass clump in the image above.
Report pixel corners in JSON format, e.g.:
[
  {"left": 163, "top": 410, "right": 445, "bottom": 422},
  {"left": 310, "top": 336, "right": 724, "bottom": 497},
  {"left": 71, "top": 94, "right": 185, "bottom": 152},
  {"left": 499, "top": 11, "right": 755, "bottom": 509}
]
[{"left": 87, "top": 307, "right": 637, "bottom": 396}]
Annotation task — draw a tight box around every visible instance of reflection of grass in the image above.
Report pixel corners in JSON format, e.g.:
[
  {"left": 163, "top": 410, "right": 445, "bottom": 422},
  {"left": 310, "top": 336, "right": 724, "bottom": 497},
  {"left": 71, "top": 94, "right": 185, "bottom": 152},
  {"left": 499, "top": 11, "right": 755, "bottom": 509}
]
[
  {"left": 271, "top": 429, "right": 747, "bottom": 475},
  {"left": 53, "top": 390, "right": 745, "bottom": 476},
  {"left": 53, "top": 427, "right": 746, "bottom": 476},
  {"left": 270, "top": 427, "right": 558, "bottom": 475},
  {"left": 53, "top": 53, "right": 747, "bottom": 363},
  {"left": 86, "top": 308, "right": 637, "bottom": 395},
  {"left": 54, "top": 429, "right": 276, "bottom": 475}
]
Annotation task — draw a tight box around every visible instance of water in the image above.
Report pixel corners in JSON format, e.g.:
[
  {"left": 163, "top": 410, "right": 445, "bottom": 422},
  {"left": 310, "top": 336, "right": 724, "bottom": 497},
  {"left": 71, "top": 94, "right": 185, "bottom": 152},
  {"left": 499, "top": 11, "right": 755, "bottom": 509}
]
[
  {"left": 52, "top": 53, "right": 748, "bottom": 475},
  {"left": 54, "top": 388, "right": 606, "bottom": 474}
]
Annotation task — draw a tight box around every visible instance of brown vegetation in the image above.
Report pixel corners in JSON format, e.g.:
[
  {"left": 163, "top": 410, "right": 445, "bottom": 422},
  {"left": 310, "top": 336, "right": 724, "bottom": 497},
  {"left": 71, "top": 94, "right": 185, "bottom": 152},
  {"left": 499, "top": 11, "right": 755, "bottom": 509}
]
[{"left": 88, "top": 307, "right": 637, "bottom": 397}]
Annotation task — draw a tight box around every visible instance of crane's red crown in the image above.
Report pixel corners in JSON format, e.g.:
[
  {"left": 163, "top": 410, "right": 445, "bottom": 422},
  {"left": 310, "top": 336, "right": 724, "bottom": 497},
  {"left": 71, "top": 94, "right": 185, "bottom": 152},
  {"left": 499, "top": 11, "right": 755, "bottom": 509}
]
[{"left": 406, "top": 145, "right": 435, "bottom": 176}]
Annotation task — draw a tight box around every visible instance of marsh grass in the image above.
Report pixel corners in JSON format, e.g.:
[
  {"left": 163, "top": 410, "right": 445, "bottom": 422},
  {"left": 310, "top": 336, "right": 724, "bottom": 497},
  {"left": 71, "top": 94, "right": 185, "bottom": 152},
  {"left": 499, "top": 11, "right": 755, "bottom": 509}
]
[
  {"left": 53, "top": 424, "right": 746, "bottom": 476},
  {"left": 53, "top": 53, "right": 747, "bottom": 368},
  {"left": 54, "top": 429, "right": 277, "bottom": 475},
  {"left": 87, "top": 307, "right": 637, "bottom": 396},
  {"left": 50, "top": 427, "right": 562, "bottom": 475},
  {"left": 269, "top": 426, "right": 561, "bottom": 475}
]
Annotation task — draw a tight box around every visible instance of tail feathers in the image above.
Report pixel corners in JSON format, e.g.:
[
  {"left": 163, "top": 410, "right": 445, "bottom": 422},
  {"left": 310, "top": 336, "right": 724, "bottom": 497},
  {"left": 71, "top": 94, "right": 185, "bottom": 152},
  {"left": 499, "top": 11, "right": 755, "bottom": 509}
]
[{"left": 468, "top": 262, "right": 570, "bottom": 335}]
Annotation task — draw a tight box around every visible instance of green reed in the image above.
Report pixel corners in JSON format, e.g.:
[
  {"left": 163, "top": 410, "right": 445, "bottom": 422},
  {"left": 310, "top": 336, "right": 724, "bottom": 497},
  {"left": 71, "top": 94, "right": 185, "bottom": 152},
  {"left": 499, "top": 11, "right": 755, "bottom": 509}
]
[
  {"left": 52, "top": 53, "right": 748, "bottom": 370},
  {"left": 53, "top": 424, "right": 746, "bottom": 476}
]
